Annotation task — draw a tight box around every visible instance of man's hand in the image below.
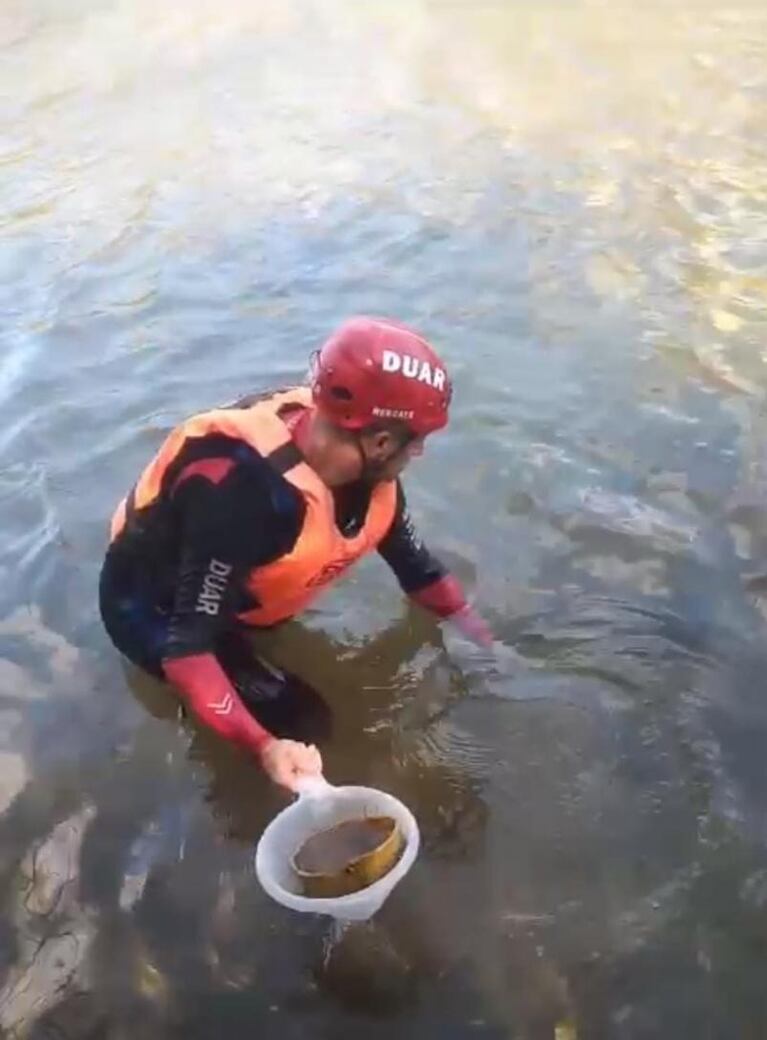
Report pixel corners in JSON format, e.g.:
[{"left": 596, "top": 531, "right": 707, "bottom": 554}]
[
  {"left": 259, "top": 739, "right": 323, "bottom": 792},
  {"left": 448, "top": 604, "right": 494, "bottom": 648}
]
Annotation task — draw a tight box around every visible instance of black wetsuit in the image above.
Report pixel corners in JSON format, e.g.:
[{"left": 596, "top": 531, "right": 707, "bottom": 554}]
[{"left": 100, "top": 421, "right": 451, "bottom": 742}]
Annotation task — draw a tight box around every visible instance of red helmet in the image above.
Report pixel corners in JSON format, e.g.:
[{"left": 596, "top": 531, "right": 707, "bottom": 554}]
[{"left": 311, "top": 316, "right": 452, "bottom": 437}]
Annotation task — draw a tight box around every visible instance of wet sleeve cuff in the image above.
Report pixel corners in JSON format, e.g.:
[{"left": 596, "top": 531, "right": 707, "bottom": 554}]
[
  {"left": 410, "top": 575, "right": 494, "bottom": 647},
  {"left": 409, "top": 574, "right": 468, "bottom": 617}
]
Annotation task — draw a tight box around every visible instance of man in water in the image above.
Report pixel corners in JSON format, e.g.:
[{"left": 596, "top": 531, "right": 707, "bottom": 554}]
[{"left": 100, "top": 317, "right": 491, "bottom": 791}]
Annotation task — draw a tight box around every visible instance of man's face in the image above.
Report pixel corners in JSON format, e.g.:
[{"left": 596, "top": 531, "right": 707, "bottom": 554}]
[
  {"left": 358, "top": 429, "right": 426, "bottom": 483},
  {"left": 310, "top": 414, "right": 428, "bottom": 486}
]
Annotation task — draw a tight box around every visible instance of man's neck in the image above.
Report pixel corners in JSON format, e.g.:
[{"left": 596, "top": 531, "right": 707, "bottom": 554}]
[{"left": 291, "top": 409, "right": 349, "bottom": 489}]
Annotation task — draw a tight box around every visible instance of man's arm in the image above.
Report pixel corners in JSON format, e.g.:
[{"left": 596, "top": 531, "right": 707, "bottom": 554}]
[
  {"left": 377, "top": 483, "right": 493, "bottom": 646},
  {"left": 163, "top": 653, "right": 273, "bottom": 754},
  {"left": 161, "top": 452, "right": 322, "bottom": 787}
]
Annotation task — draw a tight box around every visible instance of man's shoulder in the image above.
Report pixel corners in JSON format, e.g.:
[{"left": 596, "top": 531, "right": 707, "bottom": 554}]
[
  {"left": 172, "top": 431, "right": 301, "bottom": 511},
  {"left": 217, "top": 385, "right": 305, "bottom": 411}
]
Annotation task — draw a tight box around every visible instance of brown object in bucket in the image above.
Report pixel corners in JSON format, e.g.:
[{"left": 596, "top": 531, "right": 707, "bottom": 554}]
[{"left": 293, "top": 816, "right": 404, "bottom": 898}]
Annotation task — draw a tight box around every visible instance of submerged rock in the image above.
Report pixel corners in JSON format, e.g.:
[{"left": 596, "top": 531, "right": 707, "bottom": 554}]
[
  {"left": 0, "top": 804, "right": 97, "bottom": 1036},
  {"left": 315, "top": 920, "right": 416, "bottom": 1016}
]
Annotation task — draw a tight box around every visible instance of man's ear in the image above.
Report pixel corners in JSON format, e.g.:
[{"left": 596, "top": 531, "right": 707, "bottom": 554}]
[
  {"left": 360, "top": 429, "right": 391, "bottom": 457},
  {"left": 374, "top": 429, "right": 400, "bottom": 457}
]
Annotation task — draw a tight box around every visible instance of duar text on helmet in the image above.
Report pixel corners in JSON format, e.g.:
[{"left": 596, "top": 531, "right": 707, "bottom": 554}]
[{"left": 381, "top": 350, "right": 447, "bottom": 391}]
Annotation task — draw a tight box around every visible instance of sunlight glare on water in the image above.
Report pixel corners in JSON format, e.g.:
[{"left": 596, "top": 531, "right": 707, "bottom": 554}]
[{"left": 1, "top": 0, "right": 767, "bottom": 1036}]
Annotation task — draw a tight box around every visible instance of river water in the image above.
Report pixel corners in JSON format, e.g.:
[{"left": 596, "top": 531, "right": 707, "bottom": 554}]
[{"left": 2, "top": 1, "right": 767, "bottom": 1036}]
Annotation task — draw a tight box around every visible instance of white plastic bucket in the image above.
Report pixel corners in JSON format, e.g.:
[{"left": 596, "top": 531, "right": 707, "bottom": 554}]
[{"left": 255, "top": 779, "right": 420, "bottom": 921}]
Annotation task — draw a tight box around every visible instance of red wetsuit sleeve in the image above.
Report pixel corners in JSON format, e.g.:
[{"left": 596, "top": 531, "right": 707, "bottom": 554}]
[
  {"left": 410, "top": 575, "right": 494, "bottom": 648},
  {"left": 409, "top": 573, "right": 467, "bottom": 617},
  {"left": 162, "top": 653, "right": 274, "bottom": 757}
]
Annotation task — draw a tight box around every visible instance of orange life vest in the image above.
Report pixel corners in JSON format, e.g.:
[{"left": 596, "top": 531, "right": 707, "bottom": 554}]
[{"left": 110, "top": 388, "right": 398, "bottom": 627}]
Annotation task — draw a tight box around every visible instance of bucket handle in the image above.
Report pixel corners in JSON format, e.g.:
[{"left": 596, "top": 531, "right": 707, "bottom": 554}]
[{"left": 293, "top": 775, "right": 334, "bottom": 799}]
